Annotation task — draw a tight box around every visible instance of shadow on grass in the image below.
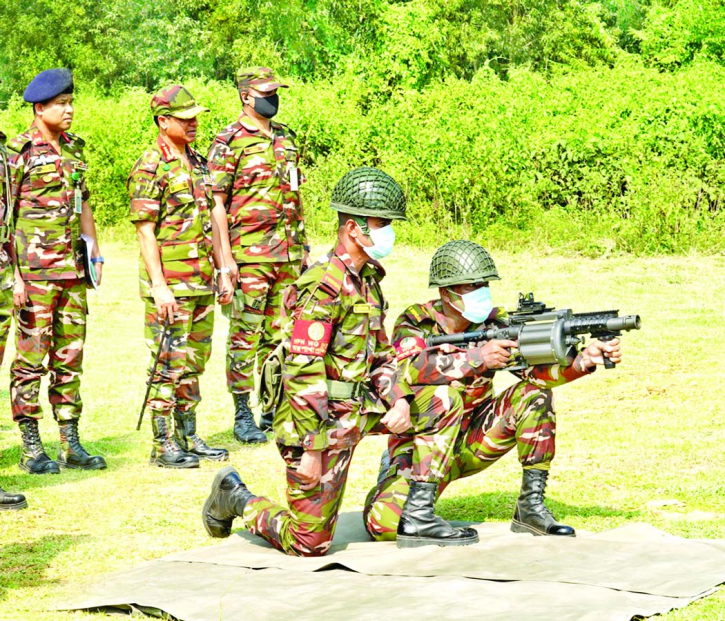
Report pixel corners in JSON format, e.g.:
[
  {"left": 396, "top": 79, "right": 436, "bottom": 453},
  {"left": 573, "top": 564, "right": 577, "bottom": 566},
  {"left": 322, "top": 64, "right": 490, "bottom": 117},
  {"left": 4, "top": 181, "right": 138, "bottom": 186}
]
[
  {"left": 437, "top": 490, "right": 640, "bottom": 523},
  {"left": 0, "top": 533, "right": 88, "bottom": 603}
]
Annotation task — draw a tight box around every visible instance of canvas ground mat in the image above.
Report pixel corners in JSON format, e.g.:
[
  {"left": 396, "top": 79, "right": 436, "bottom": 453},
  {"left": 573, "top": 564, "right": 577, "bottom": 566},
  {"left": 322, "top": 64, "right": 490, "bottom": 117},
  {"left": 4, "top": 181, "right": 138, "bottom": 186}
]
[{"left": 60, "top": 512, "right": 725, "bottom": 621}]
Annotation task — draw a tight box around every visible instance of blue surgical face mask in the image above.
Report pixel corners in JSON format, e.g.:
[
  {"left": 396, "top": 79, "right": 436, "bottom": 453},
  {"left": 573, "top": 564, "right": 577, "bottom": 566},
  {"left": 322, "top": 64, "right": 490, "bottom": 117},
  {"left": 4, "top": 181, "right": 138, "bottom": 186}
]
[
  {"left": 450, "top": 286, "right": 493, "bottom": 323},
  {"left": 362, "top": 224, "right": 395, "bottom": 261}
]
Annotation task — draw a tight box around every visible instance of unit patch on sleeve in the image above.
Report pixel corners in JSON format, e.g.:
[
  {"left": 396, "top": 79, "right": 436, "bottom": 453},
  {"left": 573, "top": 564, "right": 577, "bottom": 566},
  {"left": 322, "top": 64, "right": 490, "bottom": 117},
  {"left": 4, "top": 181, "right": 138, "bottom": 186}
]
[
  {"left": 394, "top": 336, "right": 426, "bottom": 361},
  {"left": 290, "top": 320, "right": 333, "bottom": 356}
]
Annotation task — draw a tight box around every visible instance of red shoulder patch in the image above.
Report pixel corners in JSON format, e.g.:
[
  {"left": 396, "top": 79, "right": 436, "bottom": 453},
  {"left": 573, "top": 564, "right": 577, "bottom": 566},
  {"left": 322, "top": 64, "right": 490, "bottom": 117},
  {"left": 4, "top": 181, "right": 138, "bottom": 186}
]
[
  {"left": 394, "top": 336, "right": 426, "bottom": 361},
  {"left": 290, "top": 320, "right": 333, "bottom": 356}
]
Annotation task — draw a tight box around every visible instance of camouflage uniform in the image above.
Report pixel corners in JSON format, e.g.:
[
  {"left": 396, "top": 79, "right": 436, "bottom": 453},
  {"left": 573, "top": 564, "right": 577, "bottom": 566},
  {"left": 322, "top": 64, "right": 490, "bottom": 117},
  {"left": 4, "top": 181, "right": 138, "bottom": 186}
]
[
  {"left": 208, "top": 89, "right": 306, "bottom": 396},
  {"left": 7, "top": 124, "right": 90, "bottom": 423},
  {"left": 128, "top": 85, "right": 227, "bottom": 465},
  {"left": 0, "top": 131, "right": 13, "bottom": 367},
  {"left": 234, "top": 241, "right": 466, "bottom": 556},
  {"left": 364, "top": 299, "right": 594, "bottom": 540}
]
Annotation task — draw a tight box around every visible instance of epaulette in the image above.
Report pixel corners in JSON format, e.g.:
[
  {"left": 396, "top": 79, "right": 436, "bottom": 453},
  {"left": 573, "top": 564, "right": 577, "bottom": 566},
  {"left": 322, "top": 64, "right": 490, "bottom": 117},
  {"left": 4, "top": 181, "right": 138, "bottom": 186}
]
[
  {"left": 296, "top": 255, "right": 345, "bottom": 304},
  {"left": 7, "top": 132, "right": 32, "bottom": 156},
  {"left": 64, "top": 132, "right": 85, "bottom": 148},
  {"left": 274, "top": 122, "right": 297, "bottom": 139},
  {"left": 406, "top": 303, "right": 427, "bottom": 324},
  {"left": 215, "top": 121, "right": 243, "bottom": 146},
  {"left": 135, "top": 148, "right": 162, "bottom": 176}
]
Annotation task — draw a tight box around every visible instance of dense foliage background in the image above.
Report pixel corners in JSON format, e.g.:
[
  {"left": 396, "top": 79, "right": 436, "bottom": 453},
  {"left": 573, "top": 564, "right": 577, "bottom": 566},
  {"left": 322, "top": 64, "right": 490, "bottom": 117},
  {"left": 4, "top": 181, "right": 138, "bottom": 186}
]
[{"left": 1, "top": 0, "right": 724, "bottom": 254}]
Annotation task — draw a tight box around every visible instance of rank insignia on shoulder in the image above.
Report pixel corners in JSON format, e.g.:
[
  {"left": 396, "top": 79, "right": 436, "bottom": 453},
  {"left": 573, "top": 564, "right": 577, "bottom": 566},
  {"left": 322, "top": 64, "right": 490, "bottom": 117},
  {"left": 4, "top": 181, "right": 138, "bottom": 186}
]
[
  {"left": 243, "top": 145, "right": 266, "bottom": 156},
  {"left": 394, "top": 336, "right": 426, "bottom": 360},
  {"left": 290, "top": 320, "right": 333, "bottom": 356},
  {"left": 353, "top": 303, "right": 374, "bottom": 314},
  {"left": 32, "top": 164, "right": 56, "bottom": 175}
]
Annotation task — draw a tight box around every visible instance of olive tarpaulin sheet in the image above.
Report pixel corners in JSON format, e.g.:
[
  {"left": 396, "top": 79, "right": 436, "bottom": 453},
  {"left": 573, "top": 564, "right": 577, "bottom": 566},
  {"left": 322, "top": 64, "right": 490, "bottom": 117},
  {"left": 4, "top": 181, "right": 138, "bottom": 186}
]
[{"left": 59, "top": 513, "right": 725, "bottom": 621}]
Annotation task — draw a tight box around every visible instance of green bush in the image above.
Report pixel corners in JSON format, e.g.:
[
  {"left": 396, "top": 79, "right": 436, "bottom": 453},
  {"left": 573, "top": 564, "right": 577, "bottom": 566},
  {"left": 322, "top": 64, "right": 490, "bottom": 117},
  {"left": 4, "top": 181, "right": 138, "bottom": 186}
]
[{"left": 3, "top": 60, "right": 724, "bottom": 255}]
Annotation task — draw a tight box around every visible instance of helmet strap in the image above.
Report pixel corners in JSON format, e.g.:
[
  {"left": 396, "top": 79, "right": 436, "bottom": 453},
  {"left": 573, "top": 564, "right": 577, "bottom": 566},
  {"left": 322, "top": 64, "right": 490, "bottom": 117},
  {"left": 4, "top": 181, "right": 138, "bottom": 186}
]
[{"left": 352, "top": 215, "right": 370, "bottom": 236}]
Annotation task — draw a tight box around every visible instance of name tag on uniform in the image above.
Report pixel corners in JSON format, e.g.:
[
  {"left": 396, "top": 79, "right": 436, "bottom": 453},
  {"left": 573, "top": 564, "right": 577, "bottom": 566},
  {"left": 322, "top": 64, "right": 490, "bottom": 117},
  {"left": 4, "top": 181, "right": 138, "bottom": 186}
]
[
  {"left": 33, "top": 164, "right": 56, "bottom": 175},
  {"left": 169, "top": 181, "right": 188, "bottom": 194},
  {"left": 353, "top": 303, "right": 374, "bottom": 314},
  {"left": 243, "top": 145, "right": 266, "bottom": 156}
]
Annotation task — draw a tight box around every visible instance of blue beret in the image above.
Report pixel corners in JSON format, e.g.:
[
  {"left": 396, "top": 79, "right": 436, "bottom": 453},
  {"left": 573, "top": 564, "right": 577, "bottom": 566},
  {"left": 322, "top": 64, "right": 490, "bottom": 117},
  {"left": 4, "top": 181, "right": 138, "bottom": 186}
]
[{"left": 23, "top": 68, "right": 74, "bottom": 104}]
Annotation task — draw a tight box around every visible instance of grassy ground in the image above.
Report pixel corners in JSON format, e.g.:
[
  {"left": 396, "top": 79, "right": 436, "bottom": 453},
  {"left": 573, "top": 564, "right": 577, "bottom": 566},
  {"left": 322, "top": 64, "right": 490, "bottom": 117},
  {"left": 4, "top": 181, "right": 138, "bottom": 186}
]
[{"left": 1, "top": 241, "right": 724, "bottom": 620}]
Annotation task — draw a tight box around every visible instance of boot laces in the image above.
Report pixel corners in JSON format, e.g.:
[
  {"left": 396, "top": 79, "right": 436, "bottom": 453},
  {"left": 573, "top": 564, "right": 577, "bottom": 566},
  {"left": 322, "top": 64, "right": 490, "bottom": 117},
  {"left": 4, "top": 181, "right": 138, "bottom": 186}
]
[{"left": 22, "top": 421, "right": 45, "bottom": 455}]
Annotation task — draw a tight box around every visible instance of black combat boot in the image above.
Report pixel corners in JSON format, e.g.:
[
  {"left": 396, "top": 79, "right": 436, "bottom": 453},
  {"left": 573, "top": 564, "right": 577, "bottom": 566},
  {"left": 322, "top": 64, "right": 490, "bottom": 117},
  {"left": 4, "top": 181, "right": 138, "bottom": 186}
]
[
  {"left": 510, "top": 469, "right": 575, "bottom": 536},
  {"left": 18, "top": 419, "right": 60, "bottom": 475},
  {"left": 233, "top": 394, "right": 267, "bottom": 444},
  {"left": 397, "top": 481, "right": 479, "bottom": 548},
  {"left": 150, "top": 415, "right": 199, "bottom": 469},
  {"left": 258, "top": 409, "right": 274, "bottom": 433},
  {"left": 202, "top": 466, "right": 256, "bottom": 538},
  {"left": 173, "top": 410, "right": 229, "bottom": 462},
  {"left": 58, "top": 420, "right": 107, "bottom": 470},
  {"left": 0, "top": 486, "right": 28, "bottom": 511}
]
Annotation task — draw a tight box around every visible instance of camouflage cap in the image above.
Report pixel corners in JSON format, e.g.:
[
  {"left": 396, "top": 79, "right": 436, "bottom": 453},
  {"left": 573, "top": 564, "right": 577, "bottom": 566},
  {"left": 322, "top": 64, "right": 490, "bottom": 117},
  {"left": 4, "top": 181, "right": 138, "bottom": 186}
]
[
  {"left": 236, "top": 66, "right": 289, "bottom": 93},
  {"left": 429, "top": 240, "right": 500, "bottom": 288},
  {"left": 330, "top": 167, "right": 407, "bottom": 221},
  {"left": 150, "top": 85, "right": 209, "bottom": 119}
]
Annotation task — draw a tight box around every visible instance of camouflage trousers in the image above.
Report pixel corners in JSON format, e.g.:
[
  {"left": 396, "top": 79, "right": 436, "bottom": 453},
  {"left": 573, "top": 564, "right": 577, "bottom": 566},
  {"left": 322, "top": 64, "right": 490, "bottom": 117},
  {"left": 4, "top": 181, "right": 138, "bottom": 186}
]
[
  {"left": 240, "top": 394, "right": 463, "bottom": 557},
  {"left": 144, "top": 295, "right": 214, "bottom": 418},
  {"left": 0, "top": 263, "right": 12, "bottom": 367},
  {"left": 363, "top": 381, "right": 555, "bottom": 541},
  {"left": 10, "top": 279, "right": 87, "bottom": 422},
  {"left": 225, "top": 261, "right": 300, "bottom": 394}
]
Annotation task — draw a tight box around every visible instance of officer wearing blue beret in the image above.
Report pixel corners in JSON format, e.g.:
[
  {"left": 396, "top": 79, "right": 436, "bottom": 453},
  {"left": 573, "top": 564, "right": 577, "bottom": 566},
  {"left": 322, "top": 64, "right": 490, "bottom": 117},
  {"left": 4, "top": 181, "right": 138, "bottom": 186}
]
[{"left": 7, "top": 68, "right": 106, "bottom": 474}]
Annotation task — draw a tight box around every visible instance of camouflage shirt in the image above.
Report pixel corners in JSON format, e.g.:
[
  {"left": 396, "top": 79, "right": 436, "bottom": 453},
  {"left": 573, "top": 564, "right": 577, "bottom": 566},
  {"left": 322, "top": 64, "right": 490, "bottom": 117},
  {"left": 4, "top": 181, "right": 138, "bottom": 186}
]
[
  {"left": 127, "top": 137, "right": 215, "bottom": 298},
  {"left": 274, "top": 241, "right": 412, "bottom": 451},
  {"left": 0, "top": 131, "right": 12, "bottom": 272},
  {"left": 7, "top": 124, "right": 88, "bottom": 281},
  {"left": 393, "top": 299, "right": 593, "bottom": 415},
  {"left": 207, "top": 113, "right": 306, "bottom": 264}
]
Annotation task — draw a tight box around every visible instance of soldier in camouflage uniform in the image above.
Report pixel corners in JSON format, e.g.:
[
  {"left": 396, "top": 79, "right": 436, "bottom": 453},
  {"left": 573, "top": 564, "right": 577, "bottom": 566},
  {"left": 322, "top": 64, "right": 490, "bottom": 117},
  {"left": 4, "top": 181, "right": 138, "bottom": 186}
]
[
  {"left": 0, "top": 128, "right": 27, "bottom": 509},
  {"left": 207, "top": 67, "right": 308, "bottom": 444},
  {"left": 364, "top": 240, "right": 623, "bottom": 539},
  {"left": 202, "top": 168, "right": 479, "bottom": 555},
  {"left": 128, "top": 85, "right": 231, "bottom": 469},
  {"left": 8, "top": 68, "right": 106, "bottom": 475}
]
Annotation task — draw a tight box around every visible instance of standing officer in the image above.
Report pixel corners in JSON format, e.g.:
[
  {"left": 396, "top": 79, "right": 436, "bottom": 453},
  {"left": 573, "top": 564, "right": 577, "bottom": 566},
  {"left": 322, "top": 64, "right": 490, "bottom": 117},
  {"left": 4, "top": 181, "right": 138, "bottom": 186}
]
[
  {"left": 128, "top": 85, "right": 231, "bottom": 469},
  {"left": 363, "top": 240, "right": 623, "bottom": 539},
  {"left": 207, "top": 67, "right": 308, "bottom": 444},
  {"left": 202, "top": 168, "right": 478, "bottom": 556},
  {"left": 0, "top": 128, "right": 27, "bottom": 508},
  {"left": 8, "top": 68, "right": 106, "bottom": 474}
]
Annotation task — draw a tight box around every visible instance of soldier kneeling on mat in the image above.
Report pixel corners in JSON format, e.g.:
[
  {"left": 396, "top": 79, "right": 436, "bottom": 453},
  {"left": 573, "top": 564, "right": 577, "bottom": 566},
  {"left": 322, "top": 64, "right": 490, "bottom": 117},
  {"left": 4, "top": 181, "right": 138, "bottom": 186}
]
[
  {"left": 202, "top": 168, "right": 477, "bottom": 556},
  {"left": 364, "top": 240, "right": 623, "bottom": 539}
]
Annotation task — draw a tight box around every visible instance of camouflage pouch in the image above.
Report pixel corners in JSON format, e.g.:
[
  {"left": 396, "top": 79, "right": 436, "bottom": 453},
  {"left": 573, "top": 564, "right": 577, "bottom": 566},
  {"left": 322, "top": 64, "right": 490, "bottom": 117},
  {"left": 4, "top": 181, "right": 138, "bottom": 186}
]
[
  {"left": 259, "top": 342, "right": 285, "bottom": 412},
  {"left": 223, "top": 288, "right": 245, "bottom": 320}
]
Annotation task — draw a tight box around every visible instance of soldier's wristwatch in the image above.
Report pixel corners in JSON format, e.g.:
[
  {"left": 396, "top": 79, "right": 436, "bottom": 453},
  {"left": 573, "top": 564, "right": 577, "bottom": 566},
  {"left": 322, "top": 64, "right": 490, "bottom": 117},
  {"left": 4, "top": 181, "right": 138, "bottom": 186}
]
[{"left": 218, "top": 266, "right": 231, "bottom": 275}]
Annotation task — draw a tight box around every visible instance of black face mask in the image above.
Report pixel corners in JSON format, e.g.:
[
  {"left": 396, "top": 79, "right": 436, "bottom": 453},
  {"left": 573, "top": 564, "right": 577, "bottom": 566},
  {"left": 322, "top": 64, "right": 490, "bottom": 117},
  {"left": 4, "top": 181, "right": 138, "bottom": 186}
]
[{"left": 251, "top": 93, "right": 279, "bottom": 119}]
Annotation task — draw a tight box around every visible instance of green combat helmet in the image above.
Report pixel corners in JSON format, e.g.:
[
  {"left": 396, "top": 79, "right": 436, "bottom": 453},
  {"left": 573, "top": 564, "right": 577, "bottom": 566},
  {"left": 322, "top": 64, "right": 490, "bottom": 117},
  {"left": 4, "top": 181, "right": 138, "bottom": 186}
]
[
  {"left": 330, "top": 167, "right": 407, "bottom": 230},
  {"left": 429, "top": 240, "right": 500, "bottom": 288}
]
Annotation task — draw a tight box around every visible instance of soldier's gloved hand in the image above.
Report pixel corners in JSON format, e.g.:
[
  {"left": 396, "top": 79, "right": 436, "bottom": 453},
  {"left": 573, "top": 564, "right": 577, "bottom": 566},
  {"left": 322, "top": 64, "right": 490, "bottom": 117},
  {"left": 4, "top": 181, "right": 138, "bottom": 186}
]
[
  {"left": 217, "top": 272, "right": 234, "bottom": 305},
  {"left": 297, "top": 450, "right": 322, "bottom": 491},
  {"left": 480, "top": 339, "right": 518, "bottom": 370},
  {"left": 152, "top": 283, "right": 180, "bottom": 324},
  {"left": 382, "top": 398, "right": 412, "bottom": 435},
  {"left": 578, "top": 338, "right": 622, "bottom": 370},
  {"left": 12, "top": 278, "right": 28, "bottom": 309}
]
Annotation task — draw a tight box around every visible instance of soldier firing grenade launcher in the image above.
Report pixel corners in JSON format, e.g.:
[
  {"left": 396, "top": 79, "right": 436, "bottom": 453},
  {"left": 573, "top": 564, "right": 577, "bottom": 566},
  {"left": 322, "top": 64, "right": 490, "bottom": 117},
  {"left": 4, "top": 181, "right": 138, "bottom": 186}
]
[
  {"left": 136, "top": 318, "right": 171, "bottom": 431},
  {"left": 426, "top": 293, "right": 642, "bottom": 371}
]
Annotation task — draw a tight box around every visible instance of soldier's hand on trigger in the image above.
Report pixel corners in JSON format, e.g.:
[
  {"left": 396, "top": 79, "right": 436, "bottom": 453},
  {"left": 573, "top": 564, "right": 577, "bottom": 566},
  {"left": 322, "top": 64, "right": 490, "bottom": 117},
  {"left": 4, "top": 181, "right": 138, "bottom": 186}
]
[
  {"left": 152, "top": 283, "right": 179, "bottom": 324},
  {"left": 12, "top": 278, "right": 28, "bottom": 309},
  {"left": 297, "top": 450, "right": 322, "bottom": 491},
  {"left": 578, "top": 338, "right": 622, "bottom": 370},
  {"left": 480, "top": 339, "right": 518, "bottom": 370},
  {"left": 382, "top": 398, "right": 413, "bottom": 435},
  {"left": 217, "top": 272, "right": 234, "bottom": 305}
]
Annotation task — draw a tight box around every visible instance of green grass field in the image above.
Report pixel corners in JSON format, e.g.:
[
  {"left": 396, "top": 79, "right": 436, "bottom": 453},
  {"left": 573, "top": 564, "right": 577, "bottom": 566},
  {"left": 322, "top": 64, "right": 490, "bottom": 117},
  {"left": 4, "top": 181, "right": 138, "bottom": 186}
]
[{"left": 1, "top": 241, "right": 724, "bottom": 620}]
